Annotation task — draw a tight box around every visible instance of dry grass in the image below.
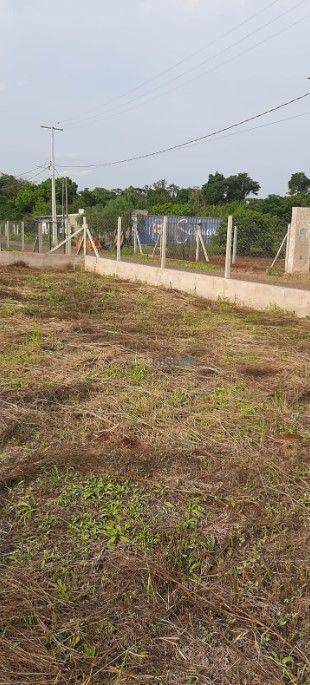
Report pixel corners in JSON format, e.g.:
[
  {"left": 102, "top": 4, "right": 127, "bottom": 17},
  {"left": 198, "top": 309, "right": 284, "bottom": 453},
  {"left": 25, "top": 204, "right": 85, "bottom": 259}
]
[{"left": 0, "top": 265, "right": 309, "bottom": 685}]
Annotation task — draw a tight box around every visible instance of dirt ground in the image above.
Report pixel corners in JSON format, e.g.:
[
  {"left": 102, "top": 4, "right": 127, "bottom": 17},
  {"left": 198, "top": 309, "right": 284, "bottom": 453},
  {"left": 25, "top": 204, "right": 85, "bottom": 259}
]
[{"left": 0, "top": 265, "right": 309, "bottom": 685}]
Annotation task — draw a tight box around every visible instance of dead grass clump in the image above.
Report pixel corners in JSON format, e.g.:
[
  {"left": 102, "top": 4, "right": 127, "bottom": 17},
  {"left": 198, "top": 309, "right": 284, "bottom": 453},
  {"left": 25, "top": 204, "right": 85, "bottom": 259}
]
[
  {"left": 0, "top": 380, "right": 96, "bottom": 409},
  {"left": 8, "top": 260, "right": 28, "bottom": 268},
  {"left": 241, "top": 364, "right": 278, "bottom": 378}
]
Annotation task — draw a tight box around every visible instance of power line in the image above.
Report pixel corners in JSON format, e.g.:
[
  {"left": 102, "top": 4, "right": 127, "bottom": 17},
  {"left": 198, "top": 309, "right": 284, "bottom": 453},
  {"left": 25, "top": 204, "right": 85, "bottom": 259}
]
[
  {"left": 61, "top": 0, "right": 283, "bottom": 127},
  {"left": 58, "top": 90, "right": 310, "bottom": 169},
  {"left": 71, "top": 6, "right": 309, "bottom": 129},
  {"left": 92, "top": 9, "right": 309, "bottom": 129},
  {"left": 188, "top": 109, "right": 310, "bottom": 147},
  {"left": 9, "top": 109, "right": 308, "bottom": 184},
  {"left": 2, "top": 162, "right": 49, "bottom": 179},
  {"left": 25, "top": 165, "right": 51, "bottom": 181},
  {"left": 59, "top": 111, "right": 310, "bottom": 173},
  {"left": 65, "top": 0, "right": 308, "bottom": 129}
]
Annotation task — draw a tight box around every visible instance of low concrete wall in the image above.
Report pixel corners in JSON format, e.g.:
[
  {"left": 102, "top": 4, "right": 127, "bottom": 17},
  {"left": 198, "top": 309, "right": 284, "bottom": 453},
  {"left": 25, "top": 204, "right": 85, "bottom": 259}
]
[
  {"left": 0, "top": 251, "right": 82, "bottom": 270},
  {"left": 85, "top": 256, "right": 310, "bottom": 318}
]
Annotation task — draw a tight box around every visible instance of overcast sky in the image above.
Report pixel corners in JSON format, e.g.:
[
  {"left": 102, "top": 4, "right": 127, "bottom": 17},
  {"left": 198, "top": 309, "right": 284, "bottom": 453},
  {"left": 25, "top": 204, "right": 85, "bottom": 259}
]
[{"left": 1, "top": 0, "right": 309, "bottom": 195}]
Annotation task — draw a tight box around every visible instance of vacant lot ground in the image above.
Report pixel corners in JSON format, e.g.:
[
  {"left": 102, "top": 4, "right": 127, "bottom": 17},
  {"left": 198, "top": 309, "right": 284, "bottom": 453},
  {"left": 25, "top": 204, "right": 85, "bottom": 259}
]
[{"left": 0, "top": 266, "right": 309, "bottom": 685}]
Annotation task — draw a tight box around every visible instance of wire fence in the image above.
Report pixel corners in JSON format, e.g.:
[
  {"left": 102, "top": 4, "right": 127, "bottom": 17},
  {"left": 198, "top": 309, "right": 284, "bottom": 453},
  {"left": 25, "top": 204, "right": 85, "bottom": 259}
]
[
  {"left": 1, "top": 212, "right": 308, "bottom": 287},
  {"left": 93, "top": 212, "right": 307, "bottom": 285},
  {"left": 0, "top": 219, "right": 70, "bottom": 253},
  {"left": 127, "top": 213, "right": 288, "bottom": 277}
]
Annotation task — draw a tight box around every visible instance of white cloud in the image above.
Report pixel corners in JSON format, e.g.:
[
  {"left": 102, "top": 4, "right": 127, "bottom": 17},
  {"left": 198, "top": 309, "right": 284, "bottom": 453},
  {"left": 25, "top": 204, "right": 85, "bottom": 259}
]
[{"left": 0, "top": 81, "right": 7, "bottom": 92}]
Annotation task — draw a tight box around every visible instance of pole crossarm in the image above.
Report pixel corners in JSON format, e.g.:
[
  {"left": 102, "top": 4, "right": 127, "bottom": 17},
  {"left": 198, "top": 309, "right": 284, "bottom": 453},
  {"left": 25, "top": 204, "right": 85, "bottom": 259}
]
[{"left": 40, "top": 125, "right": 64, "bottom": 131}]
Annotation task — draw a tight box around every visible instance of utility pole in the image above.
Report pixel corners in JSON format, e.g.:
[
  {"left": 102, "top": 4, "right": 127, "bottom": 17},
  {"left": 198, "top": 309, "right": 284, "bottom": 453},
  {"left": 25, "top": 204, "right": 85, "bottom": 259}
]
[{"left": 40, "top": 124, "right": 63, "bottom": 246}]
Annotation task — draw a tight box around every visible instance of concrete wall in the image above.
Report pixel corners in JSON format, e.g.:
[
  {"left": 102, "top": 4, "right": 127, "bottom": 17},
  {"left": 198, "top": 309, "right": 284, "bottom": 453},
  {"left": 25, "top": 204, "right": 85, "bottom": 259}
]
[
  {"left": 0, "top": 250, "right": 82, "bottom": 270},
  {"left": 85, "top": 255, "right": 310, "bottom": 318}
]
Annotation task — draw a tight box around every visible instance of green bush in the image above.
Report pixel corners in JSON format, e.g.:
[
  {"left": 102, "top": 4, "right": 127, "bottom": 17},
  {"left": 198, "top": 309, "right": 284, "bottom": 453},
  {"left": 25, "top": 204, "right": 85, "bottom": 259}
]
[{"left": 211, "top": 210, "right": 285, "bottom": 257}]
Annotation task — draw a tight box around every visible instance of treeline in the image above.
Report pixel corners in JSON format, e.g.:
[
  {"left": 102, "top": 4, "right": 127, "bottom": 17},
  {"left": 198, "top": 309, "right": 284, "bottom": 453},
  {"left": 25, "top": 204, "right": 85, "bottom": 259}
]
[{"left": 1, "top": 170, "right": 310, "bottom": 255}]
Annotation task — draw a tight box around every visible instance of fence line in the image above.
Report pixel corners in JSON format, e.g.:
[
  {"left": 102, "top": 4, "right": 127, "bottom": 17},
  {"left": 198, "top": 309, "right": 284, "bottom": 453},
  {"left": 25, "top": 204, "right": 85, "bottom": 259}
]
[{"left": 0, "top": 209, "right": 308, "bottom": 281}]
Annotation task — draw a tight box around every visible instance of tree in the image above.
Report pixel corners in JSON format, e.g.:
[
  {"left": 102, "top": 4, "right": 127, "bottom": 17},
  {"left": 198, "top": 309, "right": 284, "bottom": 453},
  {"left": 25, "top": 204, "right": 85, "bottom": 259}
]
[
  {"left": 288, "top": 172, "right": 310, "bottom": 195},
  {"left": 37, "top": 177, "right": 77, "bottom": 205},
  {"left": 201, "top": 171, "right": 226, "bottom": 205},
  {"left": 145, "top": 180, "right": 170, "bottom": 205},
  {"left": 78, "top": 187, "right": 116, "bottom": 207},
  {"left": 122, "top": 186, "right": 145, "bottom": 207},
  {"left": 201, "top": 172, "right": 227, "bottom": 204},
  {"left": 14, "top": 185, "right": 38, "bottom": 215},
  {"left": 202, "top": 172, "right": 260, "bottom": 204},
  {"left": 0, "top": 173, "right": 26, "bottom": 199},
  {"left": 189, "top": 187, "right": 204, "bottom": 212},
  {"left": 225, "top": 173, "right": 260, "bottom": 201},
  {"left": 175, "top": 187, "right": 190, "bottom": 203},
  {"left": 0, "top": 174, "right": 36, "bottom": 219},
  {"left": 78, "top": 187, "right": 95, "bottom": 207},
  {"left": 167, "top": 183, "right": 179, "bottom": 199}
]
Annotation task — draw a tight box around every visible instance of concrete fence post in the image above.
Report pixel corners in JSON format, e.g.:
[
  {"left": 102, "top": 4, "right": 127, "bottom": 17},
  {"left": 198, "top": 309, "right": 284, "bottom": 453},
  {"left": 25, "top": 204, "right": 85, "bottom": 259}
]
[
  {"left": 83, "top": 217, "right": 87, "bottom": 257},
  {"left": 21, "top": 221, "right": 25, "bottom": 251},
  {"left": 65, "top": 218, "right": 72, "bottom": 255},
  {"left": 225, "top": 215, "right": 233, "bottom": 279},
  {"left": 5, "top": 221, "right": 10, "bottom": 249},
  {"left": 195, "top": 230, "right": 200, "bottom": 262},
  {"left": 161, "top": 216, "right": 167, "bottom": 270},
  {"left": 133, "top": 216, "right": 137, "bottom": 254},
  {"left": 285, "top": 224, "right": 291, "bottom": 273},
  {"left": 117, "top": 216, "right": 122, "bottom": 262},
  {"left": 232, "top": 225, "right": 237, "bottom": 265},
  {"left": 38, "top": 221, "right": 43, "bottom": 253}
]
